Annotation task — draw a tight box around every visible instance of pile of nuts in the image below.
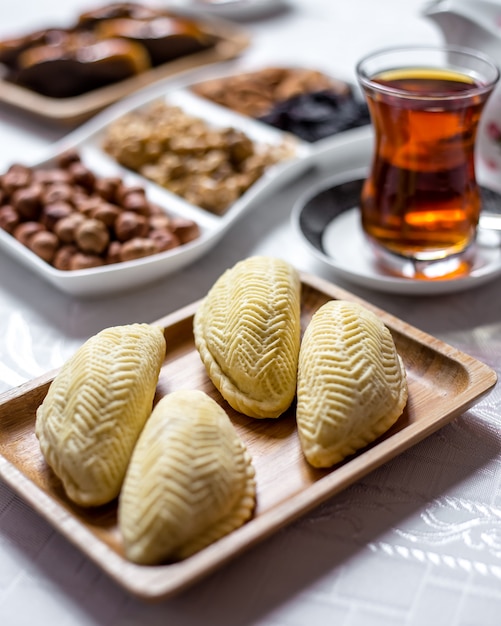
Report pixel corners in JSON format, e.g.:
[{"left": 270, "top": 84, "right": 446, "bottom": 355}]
[
  {"left": 102, "top": 100, "right": 295, "bottom": 215},
  {"left": 0, "top": 150, "right": 200, "bottom": 271},
  {"left": 191, "top": 67, "right": 351, "bottom": 118}
]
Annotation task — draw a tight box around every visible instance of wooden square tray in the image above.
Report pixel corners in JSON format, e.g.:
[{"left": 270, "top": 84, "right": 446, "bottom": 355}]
[{"left": 0, "top": 273, "right": 496, "bottom": 601}]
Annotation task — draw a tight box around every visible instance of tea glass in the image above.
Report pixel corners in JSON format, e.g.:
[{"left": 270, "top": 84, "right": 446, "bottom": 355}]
[{"left": 356, "top": 45, "right": 499, "bottom": 279}]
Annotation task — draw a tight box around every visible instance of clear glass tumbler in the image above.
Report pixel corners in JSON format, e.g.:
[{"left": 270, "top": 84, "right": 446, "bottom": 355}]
[{"left": 356, "top": 45, "right": 499, "bottom": 278}]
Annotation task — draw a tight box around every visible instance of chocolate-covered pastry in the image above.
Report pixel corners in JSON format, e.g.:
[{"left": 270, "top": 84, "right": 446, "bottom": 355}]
[
  {"left": 0, "top": 28, "right": 72, "bottom": 68},
  {"left": 0, "top": 2, "right": 216, "bottom": 98},
  {"left": 13, "top": 35, "right": 150, "bottom": 98},
  {"left": 95, "top": 16, "right": 213, "bottom": 66}
]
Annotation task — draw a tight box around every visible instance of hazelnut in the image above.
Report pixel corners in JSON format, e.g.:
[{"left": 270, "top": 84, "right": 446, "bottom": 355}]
[
  {"left": 12, "top": 184, "right": 43, "bottom": 220},
  {"left": 115, "top": 211, "right": 148, "bottom": 242},
  {"left": 121, "top": 191, "right": 149, "bottom": 215},
  {"left": 41, "top": 201, "right": 73, "bottom": 230},
  {"left": 0, "top": 205, "right": 20, "bottom": 233},
  {"left": 147, "top": 202, "right": 164, "bottom": 216},
  {"left": 57, "top": 149, "right": 81, "bottom": 169},
  {"left": 106, "top": 240, "right": 122, "bottom": 264},
  {"left": 32, "top": 168, "right": 70, "bottom": 186},
  {"left": 68, "top": 161, "right": 96, "bottom": 191},
  {"left": 150, "top": 228, "right": 180, "bottom": 252},
  {"left": 69, "top": 252, "right": 105, "bottom": 270},
  {"left": 115, "top": 183, "right": 145, "bottom": 206},
  {"left": 53, "top": 244, "right": 78, "bottom": 271},
  {"left": 42, "top": 183, "right": 74, "bottom": 205},
  {"left": 74, "top": 195, "right": 102, "bottom": 217},
  {"left": 13, "top": 221, "right": 45, "bottom": 247},
  {"left": 91, "top": 202, "right": 120, "bottom": 227},
  {"left": 54, "top": 212, "right": 86, "bottom": 243},
  {"left": 2, "top": 164, "right": 32, "bottom": 195},
  {"left": 94, "top": 176, "right": 121, "bottom": 202},
  {"left": 169, "top": 217, "right": 200, "bottom": 244},
  {"left": 28, "top": 230, "right": 59, "bottom": 263},
  {"left": 119, "top": 237, "right": 157, "bottom": 261},
  {"left": 149, "top": 214, "right": 171, "bottom": 231},
  {"left": 75, "top": 218, "right": 110, "bottom": 254},
  {"left": 70, "top": 189, "right": 90, "bottom": 212}
]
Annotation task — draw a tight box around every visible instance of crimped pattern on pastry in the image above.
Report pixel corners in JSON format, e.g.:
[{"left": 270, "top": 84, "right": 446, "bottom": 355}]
[
  {"left": 296, "top": 300, "right": 408, "bottom": 468},
  {"left": 193, "top": 256, "right": 301, "bottom": 418},
  {"left": 35, "top": 323, "right": 166, "bottom": 507},
  {"left": 118, "top": 389, "right": 256, "bottom": 564}
]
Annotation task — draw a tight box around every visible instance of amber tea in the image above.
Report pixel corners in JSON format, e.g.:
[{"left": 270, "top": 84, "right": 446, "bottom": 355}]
[{"left": 356, "top": 47, "right": 499, "bottom": 269}]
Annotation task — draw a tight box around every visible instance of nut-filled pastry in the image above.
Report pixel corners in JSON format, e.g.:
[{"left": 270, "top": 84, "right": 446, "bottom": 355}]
[
  {"left": 297, "top": 300, "right": 408, "bottom": 468},
  {"left": 36, "top": 323, "right": 166, "bottom": 507},
  {"left": 119, "top": 389, "right": 256, "bottom": 564},
  {"left": 193, "top": 256, "right": 301, "bottom": 418}
]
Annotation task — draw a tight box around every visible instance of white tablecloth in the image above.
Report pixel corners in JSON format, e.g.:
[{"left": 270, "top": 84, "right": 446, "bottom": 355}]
[{"left": 3, "top": 1, "right": 501, "bottom": 624}]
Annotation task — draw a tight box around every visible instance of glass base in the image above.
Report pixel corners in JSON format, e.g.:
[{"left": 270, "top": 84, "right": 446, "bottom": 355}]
[{"left": 368, "top": 241, "right": 476, "bottom": 280}]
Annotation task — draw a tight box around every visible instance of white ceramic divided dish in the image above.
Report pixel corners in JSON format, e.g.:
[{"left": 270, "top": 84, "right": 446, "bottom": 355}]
[
  {"left": 0, "top": 86, "right": 314, "bottom": 298},
  {"left": 0, "top": 74, "right": 372, "bottom": 298}
]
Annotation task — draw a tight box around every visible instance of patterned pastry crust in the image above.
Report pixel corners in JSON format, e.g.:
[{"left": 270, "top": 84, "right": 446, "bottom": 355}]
[
  {"left": 118, "top": 389, "right": 256, "bottom": 564},
  {"left": 193, "top": 256, "right": 301, "bottom": 418},
  {"left": 296, "top": 300, "right": 408, "bottom": 468},
  {"left": 35, "top": 323, "right": 166, "bottom": 507}
]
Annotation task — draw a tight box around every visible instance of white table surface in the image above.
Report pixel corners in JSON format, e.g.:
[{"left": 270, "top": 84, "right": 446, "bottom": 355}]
[{"left": 3, "top": 1, "right": 501, "bottom": 624}]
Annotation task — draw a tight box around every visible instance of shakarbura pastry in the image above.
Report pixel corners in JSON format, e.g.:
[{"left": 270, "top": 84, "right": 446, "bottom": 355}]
[
  {"left": 193, "top": 256, "right": 301, "bottom": 418},
  {"left": 35, "top": 323, "right": 166, "bottom": 506},
  {"left": 296, "top": 300, "right": 408, "bottom": 468},
  {"left": 118, "top": 389, "right": 256, "bottom": 564}
]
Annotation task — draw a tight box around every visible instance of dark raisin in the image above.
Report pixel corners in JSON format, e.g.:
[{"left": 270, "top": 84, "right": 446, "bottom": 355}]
[{"left": 258, "top": 89, "right": 371, "bottom": 142}]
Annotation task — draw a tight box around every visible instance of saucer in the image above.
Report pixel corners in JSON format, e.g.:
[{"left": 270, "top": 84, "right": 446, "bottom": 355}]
[{"left": 292, "top": 171, "right": 501, "bottom": 295}]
